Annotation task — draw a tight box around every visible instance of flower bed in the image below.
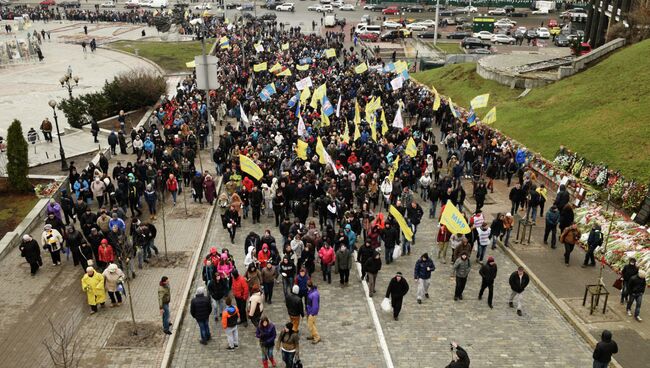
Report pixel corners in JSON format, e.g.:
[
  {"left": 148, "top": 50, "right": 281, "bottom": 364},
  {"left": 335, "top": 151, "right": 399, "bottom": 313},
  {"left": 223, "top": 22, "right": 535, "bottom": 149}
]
[{"left": 574, "top": 205, "right": 650, "bottom": 284}]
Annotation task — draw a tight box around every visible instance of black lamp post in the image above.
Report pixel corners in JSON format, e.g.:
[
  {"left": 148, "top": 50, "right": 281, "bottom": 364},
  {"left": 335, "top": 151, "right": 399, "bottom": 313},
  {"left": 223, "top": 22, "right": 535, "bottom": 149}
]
[
  {"left": 48, "top": 100, "right": 68, "bottom": 171},
  {"left": 60, "top": 65, "right": 79, "bottom": 100}
]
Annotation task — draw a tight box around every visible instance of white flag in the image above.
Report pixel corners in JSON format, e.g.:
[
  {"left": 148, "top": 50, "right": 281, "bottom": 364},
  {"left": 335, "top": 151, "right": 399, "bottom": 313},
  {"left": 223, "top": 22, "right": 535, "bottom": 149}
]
[
  {"left": 297, "top": 115, "right": 307, "bottom": 137},
  {"left": 239, "top": 103, "right": 249, "bottom": 127},
  {"left": 295, "top": 76, "right": 313, "bottom": 91},
  {"left": 336, "top": 95, "right": 342, "bottom": 118},
  {"left": 390, "top": 75, "right": 404, "bottom": 90},
  {"left": 392, "top": 105, "right": 403, "bottom": 129}
]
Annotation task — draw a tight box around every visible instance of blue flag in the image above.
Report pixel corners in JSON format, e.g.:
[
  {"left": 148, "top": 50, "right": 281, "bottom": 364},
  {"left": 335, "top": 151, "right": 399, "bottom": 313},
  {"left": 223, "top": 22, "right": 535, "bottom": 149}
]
[
  {"left": 259, "top": 83, "right": 276, "bottom": 102},
  {"left": 322, "top": 96, "right": 334, "bottom": 117},
  {"left": 467, "top": 108, "right": 477, "bottom": 126},
  {"left": 287, "top": 91, "right": 299, "bottom": 108},
  {"left": 401, "top": 70, "right": 410, "bottom": 80}
]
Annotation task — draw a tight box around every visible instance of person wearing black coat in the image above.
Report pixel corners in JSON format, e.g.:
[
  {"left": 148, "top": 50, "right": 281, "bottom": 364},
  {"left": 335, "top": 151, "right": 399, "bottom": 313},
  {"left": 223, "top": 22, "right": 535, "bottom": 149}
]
[
  {"left": 208, "top": 272, "right": 229, "bottom": 319},
  {"left": 509, "top": 184, "right": 524, "bottom": 214},
  {"left": 509, "top": 267, "right": 530, "bottom": 316},
  {"left": 620, "top": 258, "right": 638, "bottom": 304},
  {"left": 357, "top": 241, "right": 375, "bottom": 280},
  {"left": 381, "top": 223, "right": 400, "bottom": 265},
  {"left": 479, "top": 256, "right": 498, "bottom": 308},
  {"left": 249, "top": 186, "right": 264, "bottom": 224},
  {"left": 385, "top": 272, "right": 409, "bottom": 320},
  {"left": 626, "top": 271, "right": 646, "bottom": 321},
  {"left": 554, "top": 184, "right": 570, "bottom": 211},
  {"left": 558, "top": 204, "right": 575, "bottom": 234},
  {"left": 60, "top": 191, "right": 76, "bottom": 225},
  {"left": 66, "top": 226, "right": 85, "bottom": 267},
  {"left": 19, "top": 235, "right": 42, "bottom": 276},
  {"left": 474, "top": 182, "right": 488, "bottom": 213},
  {"left": 363, "top": 251, "right": 382, "bottom": 297},
  {"left": 190, "top": 286, "right": 213, "bottom": 344},
  {"left": 446, "top": 342, "right": 470, "bottom": 368},
  {"left": 592, "top": 330, "right": 618, "bottom": 368}
]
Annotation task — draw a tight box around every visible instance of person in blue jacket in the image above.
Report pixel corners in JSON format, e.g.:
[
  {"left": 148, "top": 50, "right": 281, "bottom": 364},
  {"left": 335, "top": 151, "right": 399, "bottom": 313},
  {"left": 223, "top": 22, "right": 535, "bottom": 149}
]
[{"left": 414, "top": 253, "right": 435, "bottom": 304}]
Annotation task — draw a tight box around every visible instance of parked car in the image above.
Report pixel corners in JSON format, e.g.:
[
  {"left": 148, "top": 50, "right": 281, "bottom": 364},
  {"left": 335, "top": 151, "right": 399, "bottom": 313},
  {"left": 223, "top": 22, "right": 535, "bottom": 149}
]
[
  {"left": 307, "top": 4, "right": 319, "bottom": 11},
  {"left": 414, "top": 19, "right": 436, "bottom": 27},
  {"left": 380, "top": 29, "right": 411, "bottom": 41},
  {"left": 456, "top": 23, "right": 473, "bottom": 31},
  {"left": 439, "top": 10, "right": 455, "bottom": 16},
  {"left": 340, "top": 4, "right": 354, "bottom": 11},
  {"left": 382, "top": 21, "right": 402, "bottom": 29},
  {"left": 382, "top": 6, "right": 399, "bottom": 15},
  {"left": 100, "top": 1, "right": 116, "bottom": 7},
  {"left": 446, "top": 31, "right": 472, "bottom": 39},
  {"left": 319, "top": 0, "right": 330, "bottom": 3},
  {"left": 406, "top": 22, "right": 429, "bottom": 31},
  {"left": 316, "top": 4, "right": 332, "bottom": 12},
  {"left": 363, "top": 4, "right": 384, "bottom": 11},
  {"left": 536, "top": 27, "right": 550, "bottom": 38},
  {"left": 494, "top": 19, "right": 515, "bottom": 28},
  {"left": 550, "top": 26, "right": 561, "bottom": 36},
  {"left": 462, "top": 37, "right": 488, "bottom": 49},
  {"left": 39, "top": 0, "right": 56, "bottom": 6},
  {"left": 472, "top": 31, "right": 493, "bottom": 40},
  {"left": 359, "top": 32, "right": 379, "bottom": 42},
  {"left": 276, "top": 2, "right": 294, "bottom": 11},
  {"left": 526, "top": 29, "right": 537, "bottom": 39},
  {"left": 554, "top": 34, "right": 570, "bottom": 46},
  {"left": 416, "top": 31, "right": 442, "bottom": 39},
  {"left": 443, "top": 17, "right": 457, "bottom": 25},
  {"left": 571, "top": 41, "right": 592, "bottom": 55},
  {"left": 236, "top": 3, "right": 254, "bottom": 10},
  {"left": 225, "top": 3, "right": 240, "bottom": 9},
  {"left": 488, "top": 8, "right": 506, "bottom": 15},
  {"left": 402, "top": 4, "right": 424, "bottom": 12},
  {"left": 548, "top": 19, "right": 559, "bottom": 28},
  {"left": 458, "top": 5, "right": 477, "bottom": 13},
  {"left": 491, "top": 34, "right": 516, "bottom": 44},
  {"left": 330, "top": 0, "right": 343, "bottom": 7},
  {"left": 194, "top": 2, "right": 211, "bottom": 9},
  {"left": 125, "top": 0, "right": 140, "bottom": 8},
  {"left": 503, "top": 5, "right": 515, "bottom": 13},
  {"left": 60, "top": 0, "right": 81, "bottom": 7}
]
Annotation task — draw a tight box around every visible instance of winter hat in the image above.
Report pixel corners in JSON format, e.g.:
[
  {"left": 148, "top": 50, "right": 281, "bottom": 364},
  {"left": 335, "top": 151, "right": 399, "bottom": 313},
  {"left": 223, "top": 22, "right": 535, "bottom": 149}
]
[
  {"left": 196, "top": 286, "right": 206, "bottom": 296},
  {"left": 226, "top": 305, "right": 236, "bottom": 314},
  {"left": 44, "top": 224, "right": 52, "bottom": 230},
  {"left": 22, "top": 234, "right": 32, "bottom": 241},
  {"left": 107, "top": 263, "right": 118, "bottom": 273},
  {"left": 487, "top": 256, "right": 495, "bottom": 263},
  {"left": 396, "top": 272, "right": 403, "bottom": 276},
  {"left": 101, "top": 239, "right": 109, "bottom": 244},
  {"left": 639, "top": 270, "right": 647, "bottom": 279},
  {"left": 292, "top": 285, "right": 300, "bottom": 295}
]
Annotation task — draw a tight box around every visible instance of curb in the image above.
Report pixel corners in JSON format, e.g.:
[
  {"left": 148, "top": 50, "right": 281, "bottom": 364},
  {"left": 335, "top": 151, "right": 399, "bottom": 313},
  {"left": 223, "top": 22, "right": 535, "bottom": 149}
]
[
  {"left": 159, "top": 177, "right": 220, "bottom": 368},
  {"left": 497, "top": 242, "right": 623, "bottom": 368}
]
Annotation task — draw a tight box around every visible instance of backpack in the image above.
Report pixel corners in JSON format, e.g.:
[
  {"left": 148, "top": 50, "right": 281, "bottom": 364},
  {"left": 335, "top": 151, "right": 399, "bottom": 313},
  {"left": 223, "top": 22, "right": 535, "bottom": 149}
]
[{"left": 226, "top": 310, "right": 238, "bottom": 327}]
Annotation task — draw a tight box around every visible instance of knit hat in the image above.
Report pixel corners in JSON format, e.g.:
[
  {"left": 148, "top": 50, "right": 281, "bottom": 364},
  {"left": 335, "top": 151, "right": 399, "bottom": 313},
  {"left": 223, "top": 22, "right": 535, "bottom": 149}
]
[
  {"left": 44, "top": 224, "right": 52, "bottom": 230},
  {"left": 107, "top": 263, "right": 118, "bottom": 273},
  {"left": 487, "top": 256, "right": 495, "bottom": 263},
  {"left": 22, "top": 234, "right": 32, "bottom": 241},
  {"left": 396, "top": 272, "right": 402, "bottom": 276},
  {"left": 292, "top": 285, "right": 300, "bottom": 295},
  {"left": 101, "top": 239, "right": 109, "bottom": 244}
]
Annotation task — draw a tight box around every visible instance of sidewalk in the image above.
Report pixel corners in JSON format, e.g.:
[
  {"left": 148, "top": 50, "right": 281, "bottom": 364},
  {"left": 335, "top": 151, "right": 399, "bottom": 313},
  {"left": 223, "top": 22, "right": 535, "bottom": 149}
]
[
  {"left": 463, "top": 178, "right": 649, "bottom": 368},
  {"left": 0, "top": 150, "right": 212, "bottom": 367}
]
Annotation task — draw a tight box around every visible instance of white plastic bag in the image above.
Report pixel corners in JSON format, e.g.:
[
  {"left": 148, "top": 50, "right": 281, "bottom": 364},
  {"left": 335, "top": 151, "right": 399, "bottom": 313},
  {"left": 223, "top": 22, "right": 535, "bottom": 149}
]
[
  {"left": 381, "top": 298, "right": 392, "bottom": 313},
  {"left": 393, "top": 246, "right": 402, "bottom": 260}
]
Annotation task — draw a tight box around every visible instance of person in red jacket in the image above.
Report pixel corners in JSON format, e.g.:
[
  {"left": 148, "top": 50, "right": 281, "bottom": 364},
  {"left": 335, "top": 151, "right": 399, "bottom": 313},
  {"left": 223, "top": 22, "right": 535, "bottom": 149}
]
[
  {"left": 231, "top": 269, "right": 249, "bottom": 327},
  {"left": 318, "top": 242, "right": 335, "bottom": 284},
  {"left": 166, "top": 174, "right": 179, "bottom": 205},
  {"left": 257, "top": 244, "right": 271, "bottom": 269},
  {"left": 97, "top": 239, "right": 114, "bottom": 271}
]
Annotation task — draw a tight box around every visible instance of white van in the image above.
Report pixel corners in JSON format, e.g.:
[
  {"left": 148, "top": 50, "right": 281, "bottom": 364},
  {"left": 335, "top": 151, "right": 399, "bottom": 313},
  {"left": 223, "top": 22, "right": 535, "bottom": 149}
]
[
  {"left": 324, "top": 15, "right": 336, "bottom": 27},
  {"left": 355, "top": 24, "right": 381, "bottom": 35},
  {"left": 148, "top": 0, "right": 168, "bottom": 8}
]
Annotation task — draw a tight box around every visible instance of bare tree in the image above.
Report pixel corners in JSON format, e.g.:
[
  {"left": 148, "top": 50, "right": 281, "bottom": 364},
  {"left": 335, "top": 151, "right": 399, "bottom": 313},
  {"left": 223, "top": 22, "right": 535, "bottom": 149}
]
[
  {"left": 116, "top": 233, "right": 139, "bottom": 336},
  {"left": 42, "top": 317, "right": 83, "bottom": 368},
  {"left": 607, "top": 3, "right": 650, "bottom": 43}
]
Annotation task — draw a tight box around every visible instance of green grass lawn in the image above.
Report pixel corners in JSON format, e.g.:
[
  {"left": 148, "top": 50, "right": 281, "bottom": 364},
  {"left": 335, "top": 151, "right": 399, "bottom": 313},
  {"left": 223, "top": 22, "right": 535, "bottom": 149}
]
[
  {"left": 434, "top": 42, "right": 462, "bottom": 54},
  {"left": 108, "top": 40, "right": 213, "bottom": 73},
  {"left": 413, "top": 39, "right": 650, "bottom": 182}
]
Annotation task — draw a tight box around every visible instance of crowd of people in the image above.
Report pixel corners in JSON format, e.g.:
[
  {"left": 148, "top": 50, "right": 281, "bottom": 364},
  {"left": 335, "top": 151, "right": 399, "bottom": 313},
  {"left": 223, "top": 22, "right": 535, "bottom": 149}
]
[{"left": 13, "top": 12, "right": 643, "bottom": 368}]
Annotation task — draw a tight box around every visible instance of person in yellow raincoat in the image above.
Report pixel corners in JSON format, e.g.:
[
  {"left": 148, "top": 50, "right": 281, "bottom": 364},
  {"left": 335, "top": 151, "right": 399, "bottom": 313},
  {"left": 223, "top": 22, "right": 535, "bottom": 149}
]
[{"left": 81, "top": 267, "right": 106, "bottom": 314}]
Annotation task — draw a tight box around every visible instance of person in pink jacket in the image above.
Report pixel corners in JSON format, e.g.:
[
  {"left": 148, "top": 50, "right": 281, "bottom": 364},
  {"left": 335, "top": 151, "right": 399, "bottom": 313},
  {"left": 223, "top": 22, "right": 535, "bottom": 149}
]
[
  {"left": 217, "top": 253, "right": 234, "bottom": 277},
  {"left": 318, "top": 242, "right": 335, "bottom": 284}
]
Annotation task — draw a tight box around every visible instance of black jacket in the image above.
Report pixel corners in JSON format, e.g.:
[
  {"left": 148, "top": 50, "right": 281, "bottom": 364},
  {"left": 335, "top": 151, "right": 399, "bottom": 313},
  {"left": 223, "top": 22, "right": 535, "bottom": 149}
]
[
  {"left": 19, "top": 240, "right": 41, "bottom": 263},
  {"left": 445, "top": 345, "right": 470, "bottom": 368},
  {"left": 385, "top": 277, "right": 409, "bottom": 299},
  {"left": 621, "top": 264, "right": 638, "bottom": 282},
  {"left": 207, "top": 278, "right": 229, "bottom": 301},
  {"left": 357, "top": 245, "right": 375, "bottom": 265},
  {"left": 592, "top": 330, "right": 618, "bottom": 363},
  {"left": 509, "top": 271, "right": 530, "bottom": 293},
  {"left": 285, "top": 292, "right": 304, "bottom": 317},
  {"left": 628, "top": 275, "right": 646, "bottom": 295},
  {"left": 381, "top": 226, "right": 400, "bottom": 248},
  {"left": 190, "top": 294, "right": 212, "bottom": 321},
  {"left": 363, "top": 255, "right": 382, "bottom": 274},
  {"left": 554, "top": 188, "right": 570, "bottom": 210},
  {"left": 479, "top": 263, "right": 498, "bottom": 283}
]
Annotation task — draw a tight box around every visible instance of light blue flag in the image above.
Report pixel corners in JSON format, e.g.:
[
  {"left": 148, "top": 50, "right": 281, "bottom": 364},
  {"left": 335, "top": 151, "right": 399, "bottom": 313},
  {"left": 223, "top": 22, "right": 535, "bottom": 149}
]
[
  {"left": 287, "top": 91, "right": 299, "bottom": 108},
  {"left": 259, "top": 83, "right": 276, "bottom": 102},
  {"left": 401, "top": 70, "right": 410, "bottom": 80},
  {"left": 322, "top": 96, "right": 334, "bottom": 117}
]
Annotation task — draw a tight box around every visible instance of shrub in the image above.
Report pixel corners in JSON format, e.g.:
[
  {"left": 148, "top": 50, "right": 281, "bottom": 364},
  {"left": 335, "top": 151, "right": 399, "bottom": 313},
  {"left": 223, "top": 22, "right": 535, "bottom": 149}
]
[
  {"left": 58, "top": 97, "right": 88, "bottom": 129},
  {"left": 6, "top": 119, "right": 31, "bottom": 192},
  {"left": 80, "top": 92, "right": 111, "bottom": 122},
  {"left": 103, "top": 69, "right": 166, "bottom": 113}
]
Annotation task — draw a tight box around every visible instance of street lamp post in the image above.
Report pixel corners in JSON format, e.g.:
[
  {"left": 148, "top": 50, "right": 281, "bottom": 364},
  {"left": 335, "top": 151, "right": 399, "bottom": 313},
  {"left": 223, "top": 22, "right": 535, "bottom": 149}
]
[
  {"left": 60, "top": 65, "right": 79, "bottom": 100},
  {"left": 48, "top": 100, "right": 68, "bottom": 171}
]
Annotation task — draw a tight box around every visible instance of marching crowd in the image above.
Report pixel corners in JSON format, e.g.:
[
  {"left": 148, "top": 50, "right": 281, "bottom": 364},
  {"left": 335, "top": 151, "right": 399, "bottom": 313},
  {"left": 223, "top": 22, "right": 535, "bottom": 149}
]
[{"left": 14, "top": 13, "right": 642, "bottom": 368}]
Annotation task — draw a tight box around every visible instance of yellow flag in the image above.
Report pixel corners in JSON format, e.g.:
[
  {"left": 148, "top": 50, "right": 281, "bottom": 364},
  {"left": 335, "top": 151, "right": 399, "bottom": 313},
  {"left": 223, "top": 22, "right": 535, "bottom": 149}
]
[
  {"left": 300, "top": 87, "right": 311, "bottom": 104},
  {"left": 239, "top": 155, "right": 263, "bottom": 180},
  {"left": 281, "top": 43, "right": 289, "bottom": 50},
  {"left": 269, "top": 62, "right": 283, "bottom": 73},
  {"left": 470, "top": 94, "right": 490, "bottom": 109},
  {"left": 310, "top": 83, "right": 327, "bottom": 109},
  {"left": 341, "top": 119, "right": 350, "bottom": 143},
  {"left": 388, "top": 155, "right": 399, "bottom": 182},
  {"left": 278, "top": 68, "right": 292, "bottom": 76},
  {"left": 325, "top": 48, "right": 336, "bottom": 58},
  {"left": 449, "top": 97, "right": 458, "bottom": 119},
  {"left": 354, "top": 119, "right": 361, "bottom": 141},
  {"left": 432, "top": 86, "right": 441, "bottom": 111},
  {"left": 355, "top": 62, "right": 368, "bottom": 74},
  {"left": 321, "top": 107, "right": 330, "bottom": 127},
  {"left": 366, "top": 96, "right": 381, "bottom": 113},
  {"left": 483, "top": 106, "right": 497, "bottom": 125},
  {"left": 296, "top": 64, "right": 310, "bottom": 71},
  {"left": 381, "top": 110, "right": 388, "bottom": 135},
  {"left": 389, "top": 205, "right": 413, "bottom": 242},
  {"left": 405, "top": 137, "right": 417, "bottom": 157},
  {"left": 439, "top": 200, "right": 471, "bottom": 234},
  {"left": 354, "top": 101, "right": 361, "bottom": 126},
  {"left": 316, "top": 137, "right": 327, "bottom": 164},
  {"left": 185, "top": 60, "right": 196, "bottom": 68},
  {"left": 296, "top": 139, "right": 308, "bottom": 160},
  {"left": 253, "top": 62, "right": 267, "bottom": 72},
  {"left": 394, "top": 60, "right": 408, "bottom": 74}
]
